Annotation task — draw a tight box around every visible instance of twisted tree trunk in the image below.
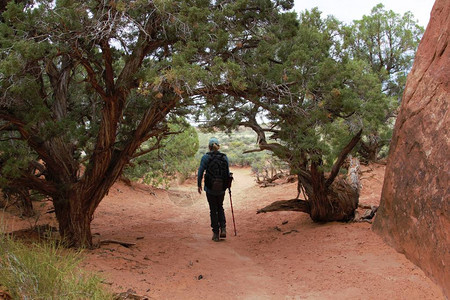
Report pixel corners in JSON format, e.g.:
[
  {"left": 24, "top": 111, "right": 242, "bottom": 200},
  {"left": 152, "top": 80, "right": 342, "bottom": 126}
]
[
  {"left": 257, "top": 164, "right": 359, "bottom": 222},
  {"left": 54, "top": 194, "right": 93, "bottom": 248},
  {"left": 299, "top": 162, "right": 359, "bottom": 222},
  {"left": 257, "top": 130, "right": 362, "bottom": 222}
]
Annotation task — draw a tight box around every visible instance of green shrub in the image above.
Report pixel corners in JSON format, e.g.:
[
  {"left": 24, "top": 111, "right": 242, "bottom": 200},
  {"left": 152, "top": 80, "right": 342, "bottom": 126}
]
[
  {"left": 124, "top": 119, "right": 199, "bottom": 188},
  {"left": 0, "top": 235, "right": 112, "bottom": 300}
]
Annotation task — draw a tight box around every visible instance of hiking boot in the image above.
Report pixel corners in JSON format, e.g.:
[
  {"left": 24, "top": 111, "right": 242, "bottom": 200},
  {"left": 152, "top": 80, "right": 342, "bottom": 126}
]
[
  {"left": 212, "top": 232, "right": 219, "bottom": 242},
  {"left": 220, "top": 227, "right": 226, "bottom": 238}
]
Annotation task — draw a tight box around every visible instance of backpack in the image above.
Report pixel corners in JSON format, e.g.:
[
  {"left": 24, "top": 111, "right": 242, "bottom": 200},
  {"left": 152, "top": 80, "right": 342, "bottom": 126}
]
[{"left": 205, "top": 152, "right": 230, "bottom": 192}]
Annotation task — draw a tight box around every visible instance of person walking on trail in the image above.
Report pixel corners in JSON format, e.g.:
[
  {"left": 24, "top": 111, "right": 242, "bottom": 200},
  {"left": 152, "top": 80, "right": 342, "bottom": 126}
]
[{"left": 198, "top": 137, "right": 231, "bottom": 242}]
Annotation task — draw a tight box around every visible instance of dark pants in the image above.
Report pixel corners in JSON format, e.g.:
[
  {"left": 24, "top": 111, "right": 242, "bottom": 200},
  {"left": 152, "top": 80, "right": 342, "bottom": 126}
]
[{"left": 206, "top": 192, "right": 226, "bottom": 233}]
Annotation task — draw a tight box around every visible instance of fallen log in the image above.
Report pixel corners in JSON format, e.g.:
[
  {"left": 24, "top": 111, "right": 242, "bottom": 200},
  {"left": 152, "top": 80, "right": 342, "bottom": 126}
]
[
  {"left": 99, "top": 239, "right": 136, "bottom": 248},
  {"left": 257, "top": 199, "right": 310, "bottom": 214}
]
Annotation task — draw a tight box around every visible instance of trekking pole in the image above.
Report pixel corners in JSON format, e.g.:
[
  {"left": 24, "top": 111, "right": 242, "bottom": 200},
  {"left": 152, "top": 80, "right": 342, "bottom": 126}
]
[{"left": 228, "top": 187, "right": 237, "bottom": 236}]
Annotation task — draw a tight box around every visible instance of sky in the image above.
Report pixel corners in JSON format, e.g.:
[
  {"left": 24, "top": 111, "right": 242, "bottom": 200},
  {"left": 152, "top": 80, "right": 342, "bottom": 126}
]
[{"left": 293, "top": 0, "right": 435, "bottom": 28}]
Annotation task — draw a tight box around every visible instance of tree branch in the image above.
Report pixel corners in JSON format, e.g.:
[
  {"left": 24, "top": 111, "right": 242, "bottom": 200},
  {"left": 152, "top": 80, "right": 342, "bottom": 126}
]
[
  {"left": 100, "top": 39, "right": 115, "bottom": 94},
  {"left": 239, "top": 117, "right": 290, "bottom": 160},
  {"left": 71, "top": 47, "right": 107, "bottom": 99},
  {"left": 325, "top": 129, "right": 362, "bottom": 187},
  {"left": 0, "top": 113, "right": 62, "bottom": 176},
  {"left": 116, "top": 12, "right": 166, "bottom": 91},
  {"left": 132, "top": 143, "right": 162, "bottom": 159},
  {"left": 0, "top": 122, "right": 13, "bottom": 131},
  {"left": 257, "top": 199, "right": 310, "bottom": 214},
  {"left": 268, "top": 57, "right": 283, "bottom": 64},
  {"left": 45, "top": 56, "right": 72, "bottom": 120},
  {"left": 8, "top": 173, "right": 58, "bottom": 197},
  {"left": 243, "top": 148, "right": 265, "bottom": 154}
]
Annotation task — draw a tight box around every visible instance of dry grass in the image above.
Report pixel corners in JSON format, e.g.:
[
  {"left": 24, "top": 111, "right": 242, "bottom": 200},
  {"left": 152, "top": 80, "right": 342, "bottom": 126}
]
[{"left": 0, "top": 231, "right": 112, "bottom": 300}]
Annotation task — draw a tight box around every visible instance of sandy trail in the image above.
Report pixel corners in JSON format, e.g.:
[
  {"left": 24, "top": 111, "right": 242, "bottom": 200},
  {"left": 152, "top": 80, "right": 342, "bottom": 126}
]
[{"left": 1, "top": 166, "right": 445, "bottom": 299}]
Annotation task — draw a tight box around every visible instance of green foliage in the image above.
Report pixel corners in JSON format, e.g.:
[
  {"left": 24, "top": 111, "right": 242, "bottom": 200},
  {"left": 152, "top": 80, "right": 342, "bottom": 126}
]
[
  {"left": 343, "top": 4, "right": 423, "bottom": 95},
  {"left": 199, "top": 8, "right": 362, "bottom": 171},
  {"left": 199, "top": 4, "right": 423, "bottom": 172},
  {"left": 124, "top": 120, "right": 199, "bottom": 188},
  {"left": 340, "top": 4, "right": 424, "bottom": 160},
  {"left": 0, "top": 0, "right": 293, "bottom": 212},
  {"left": 0, "top": 0, "right": 293, "bottom": 185},
  {"left": 0, "top": 140, "right": 32, "bottom": 181},
  {"left": 0, "top": 0, "right": 299, "bottom": 246},
  {"left": 0, "top": 236, "right": 112, "bottom": 299}
]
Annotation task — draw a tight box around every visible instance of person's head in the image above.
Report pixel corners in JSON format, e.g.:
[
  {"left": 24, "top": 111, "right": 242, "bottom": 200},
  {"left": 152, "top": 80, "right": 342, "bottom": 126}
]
[{"left": 208, "top": 137, "right": 220, "bottom": 152}]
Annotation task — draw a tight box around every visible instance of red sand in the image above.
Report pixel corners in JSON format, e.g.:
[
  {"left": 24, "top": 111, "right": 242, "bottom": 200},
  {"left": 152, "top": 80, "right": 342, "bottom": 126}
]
[{"left": 1, "top": 164, "right": 445, "bottom": 299}]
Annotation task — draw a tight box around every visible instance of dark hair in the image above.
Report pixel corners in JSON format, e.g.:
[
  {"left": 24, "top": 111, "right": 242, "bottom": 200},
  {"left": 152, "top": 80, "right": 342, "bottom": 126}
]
[{"left": 209, "top": 143, "right": 220, "bottom": 151}]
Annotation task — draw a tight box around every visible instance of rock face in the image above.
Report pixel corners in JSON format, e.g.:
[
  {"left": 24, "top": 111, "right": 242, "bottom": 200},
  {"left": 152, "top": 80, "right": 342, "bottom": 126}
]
[{"left": 372, "top": 0, "right": 449, "bottom": 297}]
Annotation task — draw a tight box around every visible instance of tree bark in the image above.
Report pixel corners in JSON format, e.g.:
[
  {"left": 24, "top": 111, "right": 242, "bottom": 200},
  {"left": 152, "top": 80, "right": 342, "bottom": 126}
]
[
  {"left": 301, "top": 169, "right": 359, "bottom": 222},
  {"left": 53, "top": 193, "right": 94, "bottom": 248},
  {"left": 326, "top": 129, "right": 362, "bottom": 186}
]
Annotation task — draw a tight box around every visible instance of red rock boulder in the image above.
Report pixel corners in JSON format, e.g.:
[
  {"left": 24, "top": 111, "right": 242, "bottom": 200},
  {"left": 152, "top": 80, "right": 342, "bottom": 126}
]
[{"left": 372, "top": 0, "right": 449, "bottom": 297}]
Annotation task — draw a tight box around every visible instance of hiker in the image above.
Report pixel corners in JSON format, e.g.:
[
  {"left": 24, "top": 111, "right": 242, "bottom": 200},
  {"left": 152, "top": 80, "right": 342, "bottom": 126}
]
[{"left": 197, "top": 137, "right": 231, "bottom": 242}]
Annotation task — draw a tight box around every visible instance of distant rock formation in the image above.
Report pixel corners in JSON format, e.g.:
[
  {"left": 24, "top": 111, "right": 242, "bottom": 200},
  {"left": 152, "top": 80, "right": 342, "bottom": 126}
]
[{"left": 372, "top": 0, "right": 449, "bottom": 297}]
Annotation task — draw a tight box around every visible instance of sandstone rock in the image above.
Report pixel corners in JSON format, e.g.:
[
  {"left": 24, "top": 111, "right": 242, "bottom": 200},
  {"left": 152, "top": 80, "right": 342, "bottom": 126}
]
[{"left": 372, "top": 0, "right": 449, "bottom": 297}]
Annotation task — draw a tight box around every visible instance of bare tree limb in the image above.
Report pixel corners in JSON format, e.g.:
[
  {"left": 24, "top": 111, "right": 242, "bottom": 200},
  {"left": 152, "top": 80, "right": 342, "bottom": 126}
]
[
  {"left": 72, "top": 48, "right": 108, "bottom": 99},
  {"left": 99, "top": 239, "right": 136, "bottom": 248},
  {"left": 325, "top": 129, "right": 362, "bottom": 187},
  {"left": 257, "top": 199, "right": 310, "bottom": 214},
  {"left": 243, "top": 148, "right": 265, "bottom": 154},
  {"left": 100, "top": 39, "right": 115, "bottom": 93},
  {"left": 239, "top": 118, "right": 290, "bottom": 160},
  {"left": 0, "top": 113, "right": 65, "bottom": 178}
]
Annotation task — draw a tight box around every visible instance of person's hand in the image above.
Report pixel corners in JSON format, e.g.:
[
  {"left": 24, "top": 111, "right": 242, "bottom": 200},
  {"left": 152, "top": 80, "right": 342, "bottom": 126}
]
[{"left": 198, "top": 186, "right": 202, "bottom": 194}]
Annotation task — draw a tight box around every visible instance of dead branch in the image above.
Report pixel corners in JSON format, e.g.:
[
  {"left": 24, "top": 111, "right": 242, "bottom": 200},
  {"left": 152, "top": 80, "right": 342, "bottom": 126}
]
[
  {"left": 99, "top": 239, "right": 136, "bottom": 248},
  {"left": 243, "top": 148, "right": 264, "bottom": 154},
  {"left": 259, "top": 182, "right": 277, "bottom": 188},
  {"left": 256, "top": 172, "right": 285, "bottom": 185},
  {"left": 347, "top": 156, "right": 362, "bottom": 194},
  {"left": 353, "top": 206, "right": 378, "bottom": 222},
  {"left": 358, "top": 203, "right": 374, "bottom": 209},
  {"left": 257, "top": 199, "right": 310, "bottom": 214}
]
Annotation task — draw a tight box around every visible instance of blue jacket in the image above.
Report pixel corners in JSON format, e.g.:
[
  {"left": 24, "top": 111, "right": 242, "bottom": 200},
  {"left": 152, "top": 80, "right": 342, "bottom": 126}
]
[{"left": 197, "top": 151, "right": 230, "bottom": 196}]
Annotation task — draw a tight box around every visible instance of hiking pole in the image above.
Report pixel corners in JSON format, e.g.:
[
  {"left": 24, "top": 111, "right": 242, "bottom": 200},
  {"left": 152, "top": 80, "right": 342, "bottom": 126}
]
[{"left": 228, "top": 187, "right": 237, "bottom": 236}]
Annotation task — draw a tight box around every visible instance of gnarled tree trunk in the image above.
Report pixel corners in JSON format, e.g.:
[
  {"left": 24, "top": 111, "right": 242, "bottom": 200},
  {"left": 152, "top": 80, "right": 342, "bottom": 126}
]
[
  {"left": 257, "top": 130, "right": 362, "bottom": 222},
  {"left": 54, "top": 194, "right": 93, "bottom": 248},
  {"left": 258, "top": 162, "right": 360, "bottom": 222},
  {"left": 300, "top": 162, "right": 359, "bottom": 222}
]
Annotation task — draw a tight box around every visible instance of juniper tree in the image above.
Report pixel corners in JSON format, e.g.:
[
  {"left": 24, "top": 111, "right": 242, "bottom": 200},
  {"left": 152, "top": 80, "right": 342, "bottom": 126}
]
[
  {"left": 342, "top": 4, "right": 424, "bottom": 161},
  {"left": 200, "top": 8, "right": 388, "bottom": 221},
  {"left": 0, "top": 0, "right": 294, "bottom": 247}
]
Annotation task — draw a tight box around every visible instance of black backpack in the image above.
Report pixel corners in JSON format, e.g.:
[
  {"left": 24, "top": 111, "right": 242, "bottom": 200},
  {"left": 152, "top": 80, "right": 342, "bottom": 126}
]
[{"left": 205, "top": 152, "right": 230, "bottom": 192}]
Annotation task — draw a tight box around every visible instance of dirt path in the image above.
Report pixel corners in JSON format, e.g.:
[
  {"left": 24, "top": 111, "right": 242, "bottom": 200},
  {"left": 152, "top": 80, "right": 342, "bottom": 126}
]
[{"left": 1, "top": 166, "right": 445, "bottom": 299}]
